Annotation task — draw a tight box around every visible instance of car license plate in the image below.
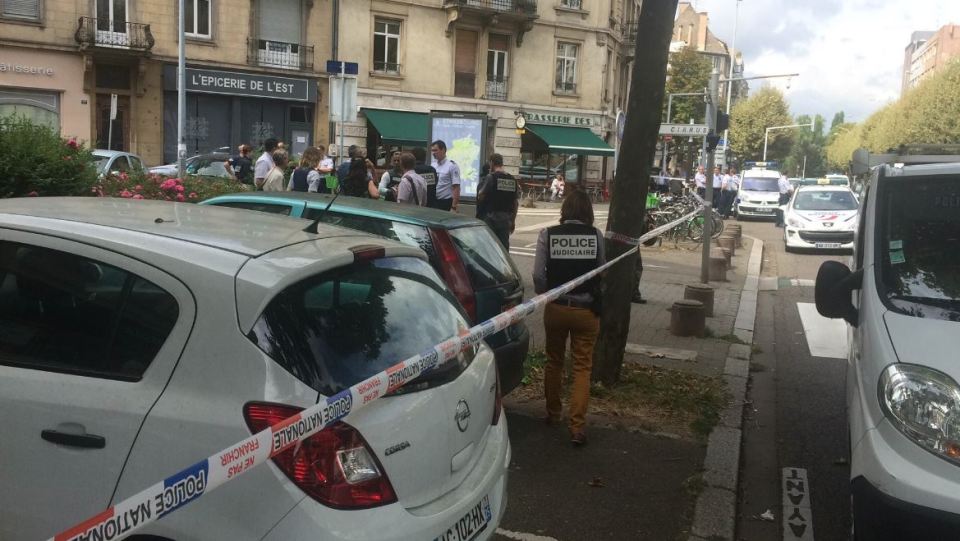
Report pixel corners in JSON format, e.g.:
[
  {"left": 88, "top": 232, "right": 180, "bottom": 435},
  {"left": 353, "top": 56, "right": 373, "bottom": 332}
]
[
  {"left": 815, "top": 242, "right": 842, "bottom": 249},
  {"left": 433, "top": 495, "right": 493, "bottom": 541}
]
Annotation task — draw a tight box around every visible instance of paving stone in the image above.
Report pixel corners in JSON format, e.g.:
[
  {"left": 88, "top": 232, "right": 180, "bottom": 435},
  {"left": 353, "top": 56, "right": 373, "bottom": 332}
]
[
  {"left": 728, "top": 343, "right": 751, "bottom": 360},
  {"left": 724, "top": 357, "right": 750, "bottom": 379},
  {"left": 702, "top": 426, "right": 742, "bottom": 491},
  {"left": 691, "top": 487, "right": 736, "bottom": 540}
]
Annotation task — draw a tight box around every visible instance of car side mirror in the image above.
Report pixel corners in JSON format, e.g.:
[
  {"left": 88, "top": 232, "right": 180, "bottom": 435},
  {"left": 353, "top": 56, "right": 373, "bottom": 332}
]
[{"left": 815, "top": 261, "right": 863, "bottom": 327}]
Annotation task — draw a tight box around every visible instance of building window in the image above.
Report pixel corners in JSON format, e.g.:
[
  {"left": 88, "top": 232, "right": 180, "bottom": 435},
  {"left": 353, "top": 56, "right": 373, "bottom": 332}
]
[
  {"left": 486, "top": 34, "right": 509, "bottom": 101},
  {"left": 555, "top": 42, "right": 578, "bottom": 94},
  {"left": 560, "top": 0, "right": 582, "bottom": 8},
  {"left": 373, "top": 19, "right": 401, "bottom": 74},
  {"left": 2, "top": 0, "right": 41, "bottom": 20},
  {"left": 0, "top": 88, "right": 58, "bottom": 131},
  {"left": 185, "top": 0, "right": 211, "bottom": 38}
]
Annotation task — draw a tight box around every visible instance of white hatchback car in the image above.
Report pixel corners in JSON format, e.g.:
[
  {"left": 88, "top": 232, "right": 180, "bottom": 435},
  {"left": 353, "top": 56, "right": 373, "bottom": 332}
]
[
  {"left": 816, "top": 161, "right": 960, "bottom": 539},
  {"left": 783, "top": 185, "right": 859, "bottom": 252},
  {"left": 0, "top": 198, "right": 509, "bottom": 541}
]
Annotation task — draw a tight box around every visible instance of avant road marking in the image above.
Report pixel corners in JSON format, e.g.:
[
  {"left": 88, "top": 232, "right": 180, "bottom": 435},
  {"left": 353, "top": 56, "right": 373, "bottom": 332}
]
[
  {"left": 796, "top": 303, "right": 848, "bottom": 359},
  {"left": 495, "top": 528, "right": 560, "bottom": 541},
  {"left": 782, "top": 467, "right": 815, "bottom": 541}
]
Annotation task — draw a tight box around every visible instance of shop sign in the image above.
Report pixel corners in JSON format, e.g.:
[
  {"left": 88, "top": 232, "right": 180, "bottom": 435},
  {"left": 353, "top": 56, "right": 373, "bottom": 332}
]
[
  {"left": 163, "top": 66, "right": 315, "bottom": 102},
  {"left": 0, "top": 62, "right": 54, "bottom": 76},
  {"left": 525, "top": 112, "right": 593, "bottom": 127}
]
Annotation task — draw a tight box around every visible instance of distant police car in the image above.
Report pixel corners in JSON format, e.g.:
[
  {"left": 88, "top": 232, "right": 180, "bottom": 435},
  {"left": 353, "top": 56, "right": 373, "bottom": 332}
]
[
  {"left": 783, "top": 185, "right": 859, "bottom": 252},
  {"left": 0, "top": 198, "right": 509, "bottom": 541},
  {"left": 735, "top": 164, "right": 781, "bottom": 219}
]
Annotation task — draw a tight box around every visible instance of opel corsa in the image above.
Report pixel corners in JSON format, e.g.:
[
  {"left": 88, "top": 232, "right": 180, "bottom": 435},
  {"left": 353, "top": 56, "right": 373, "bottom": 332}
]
[{"left": 0, "top": 198, "right": 509, "bottom": 541}]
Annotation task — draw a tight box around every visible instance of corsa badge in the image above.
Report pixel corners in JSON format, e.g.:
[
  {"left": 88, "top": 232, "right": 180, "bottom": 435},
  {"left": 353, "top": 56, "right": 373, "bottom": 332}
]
[{"left": 455, "top": 400, "right": 471, "bottom": 433}]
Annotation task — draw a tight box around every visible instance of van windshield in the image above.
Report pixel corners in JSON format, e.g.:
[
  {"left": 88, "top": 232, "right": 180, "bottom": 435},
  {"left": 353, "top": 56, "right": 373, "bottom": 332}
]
[
  {"left": 879, "top": 175, "right": 960, "bottom": 321},
  {"left": 742, "top": 177, "right": 780, "bottom": 192},
  {"left": 248, "top": 257, "right": 474, "bottom": 395}
]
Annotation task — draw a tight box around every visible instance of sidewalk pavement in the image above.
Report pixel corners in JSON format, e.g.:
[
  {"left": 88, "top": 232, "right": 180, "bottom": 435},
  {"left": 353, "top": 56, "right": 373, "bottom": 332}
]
[{"left": 499, "top": 229, "right": 762, "bottom": 541}]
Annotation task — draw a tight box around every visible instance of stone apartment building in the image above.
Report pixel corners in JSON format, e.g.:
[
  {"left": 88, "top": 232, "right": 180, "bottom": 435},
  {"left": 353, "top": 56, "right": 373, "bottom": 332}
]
[
  {"left": 671, "top": 1, "right": 742, "bottom": 105},
  {"left": 336, "top": 0, "right": 643, "bottom": 196},
  {"left": 0, "top": 0, "right": 332, "bottom": 165},
  {"left": 903, "top": 24, "right": 960, "bottom": 95}
]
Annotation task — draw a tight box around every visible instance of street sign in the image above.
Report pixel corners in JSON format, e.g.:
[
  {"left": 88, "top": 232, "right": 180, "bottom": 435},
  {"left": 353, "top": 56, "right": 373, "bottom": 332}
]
[
  {"left": 616, "top": 110, "right": 626, "bottom": 140},
  {"left": 109, "top": 93, "right": 118, "bottom": 120},
  {"left": 328, "top": 76, "right": 358, "bottom": 122},
  {"left": 659, "top": 123, "right": 709, "bottom": 136},
  {"left": 325, "top": 60, "right": 358, "bottom": 75}
]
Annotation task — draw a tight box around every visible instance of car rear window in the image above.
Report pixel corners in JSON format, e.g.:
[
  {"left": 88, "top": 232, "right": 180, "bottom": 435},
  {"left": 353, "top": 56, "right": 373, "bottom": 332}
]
[
  {"left": 248, "top": 257, "right": 475, "bottom": 396},
  {"left": 305, "top": 209, "right": 436, "bottom": 260},
  {"left": 212, "top": 201, "right": 293, "bottom": 216},
  {"left": 448, "top": 225, "right": 520, "bottom": 288}
]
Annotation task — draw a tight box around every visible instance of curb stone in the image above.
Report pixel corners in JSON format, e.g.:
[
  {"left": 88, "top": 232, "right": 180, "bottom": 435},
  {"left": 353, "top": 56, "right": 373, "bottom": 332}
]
[{"left": 689, "top": 236, "right": 763, "bottom": 541}]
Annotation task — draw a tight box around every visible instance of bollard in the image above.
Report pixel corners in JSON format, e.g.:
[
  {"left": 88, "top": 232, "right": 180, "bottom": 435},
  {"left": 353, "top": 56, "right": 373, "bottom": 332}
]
[
  {"left": 671, "top": 299, "right": 706, "bottom": 337},
  {"left": 726, "top": 225, "right": 743, "bottom": 247},
  {"left": 717, "top": 234, "right": 737, "bottom": 256},
  {"left": 684, "top": 283, "right": 715, "bottom": 317},
  {"left": 719, "top": 247, "right": 732, "bottom": 268},
  {"left": 709, "top": 252, "right": 728, "bottom": 281}
]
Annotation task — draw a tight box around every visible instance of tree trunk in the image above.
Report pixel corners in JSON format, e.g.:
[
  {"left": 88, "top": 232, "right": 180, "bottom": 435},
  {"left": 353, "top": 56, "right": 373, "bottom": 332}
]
[{"left": 592, "top": 0, "right": 679, "bottom": 386}]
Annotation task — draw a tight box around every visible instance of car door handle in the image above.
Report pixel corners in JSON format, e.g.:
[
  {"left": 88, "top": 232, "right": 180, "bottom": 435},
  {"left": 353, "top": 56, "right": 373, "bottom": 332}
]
[{"left": 41, "top": 429, "right": 106, "bottom": 449}]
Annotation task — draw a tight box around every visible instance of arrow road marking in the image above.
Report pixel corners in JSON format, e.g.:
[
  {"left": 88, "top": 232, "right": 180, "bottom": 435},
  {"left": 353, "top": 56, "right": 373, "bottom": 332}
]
[{"left": 782, "top": 467, "right": 815, "bottom": 541}]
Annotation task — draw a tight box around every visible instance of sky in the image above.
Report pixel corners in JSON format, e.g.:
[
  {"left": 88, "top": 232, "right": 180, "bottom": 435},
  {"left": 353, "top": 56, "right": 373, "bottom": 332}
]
[{"left": 684, "top": 0, "right": 959, "bottom": 124}]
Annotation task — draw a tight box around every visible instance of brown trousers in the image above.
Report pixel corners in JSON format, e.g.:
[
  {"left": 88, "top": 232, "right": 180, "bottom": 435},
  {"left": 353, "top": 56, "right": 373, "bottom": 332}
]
[{"left": 543, "top": 302, "right": 600, "bottom": 433}]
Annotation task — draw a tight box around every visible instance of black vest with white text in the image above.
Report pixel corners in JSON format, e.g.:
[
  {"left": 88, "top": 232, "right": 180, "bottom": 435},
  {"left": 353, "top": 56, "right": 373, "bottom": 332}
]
[
  {"left": 546, "top": 222, "right": 601, "bottom": 295},
  {"left": 485, "top": 171, "right": 519, "bottom": 214},
  {"left": 415, "top": 163, "right": 438, "bottom": 207}
]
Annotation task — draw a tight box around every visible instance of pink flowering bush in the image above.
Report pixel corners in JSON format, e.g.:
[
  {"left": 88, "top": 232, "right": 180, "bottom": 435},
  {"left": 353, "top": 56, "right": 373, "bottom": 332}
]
[
  {"left": 98, "top": 170, "right": 249, "bottom": 202},
  {"left": 0, "top": 115, "right": 98, "bottom": 197}
]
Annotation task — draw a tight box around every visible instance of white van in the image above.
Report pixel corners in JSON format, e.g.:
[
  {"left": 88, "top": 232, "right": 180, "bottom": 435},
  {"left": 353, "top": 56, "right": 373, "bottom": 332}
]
[
  {"left": 735, "top": 167, "right": 782, "bottom": 219},
  {"left": 815, "top": 151, "right": 960, "bottom": 539}
]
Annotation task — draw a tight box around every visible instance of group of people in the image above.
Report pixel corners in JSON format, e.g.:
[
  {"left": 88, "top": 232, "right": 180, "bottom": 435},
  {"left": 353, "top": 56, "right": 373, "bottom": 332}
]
[
  {"left": 691, "top": 165, "right": 740, "bottom": 218},
  {"left": 224, "top": 138, "right": 473, "bottom": 209}
]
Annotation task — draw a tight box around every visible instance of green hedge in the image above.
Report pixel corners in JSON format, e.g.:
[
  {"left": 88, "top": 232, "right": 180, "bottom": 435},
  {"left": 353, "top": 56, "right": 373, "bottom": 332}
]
[{"left": 0, "top": 115, "right": 98, "bottom": 197}]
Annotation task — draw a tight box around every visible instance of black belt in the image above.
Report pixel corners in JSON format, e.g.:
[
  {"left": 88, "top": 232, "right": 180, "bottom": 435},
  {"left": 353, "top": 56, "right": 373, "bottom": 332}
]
[{"left": 552, "top": 297, "right": 593, "bottom": 309}]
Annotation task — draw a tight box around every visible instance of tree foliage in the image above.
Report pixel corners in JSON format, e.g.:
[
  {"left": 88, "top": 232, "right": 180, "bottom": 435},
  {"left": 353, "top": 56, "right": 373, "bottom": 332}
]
[
  {"left": 824, "top": 59, "right": 960, "bottom": 170},
  {"left": 783, "top": 114, "right": 827, "bottom": 177},
  {"left": 729, "top": 86, "right": 793, "bottom": 162},
  {"left": 0, "top": 115, "right": 98, "bottom": 197},
  {"left": 664, "top": 46, "right": 711, "bottom": 124}
]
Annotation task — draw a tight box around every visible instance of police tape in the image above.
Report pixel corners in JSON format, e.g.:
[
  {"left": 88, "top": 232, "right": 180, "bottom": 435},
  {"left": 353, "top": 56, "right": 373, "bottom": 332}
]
[{"left": 47, "top": 202, "right": 706, "bottom": 541}]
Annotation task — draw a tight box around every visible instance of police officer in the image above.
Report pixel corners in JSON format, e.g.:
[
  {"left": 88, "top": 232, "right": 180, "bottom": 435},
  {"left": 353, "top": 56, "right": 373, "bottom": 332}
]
[
  {"left": 431, "top": 139, "right": 461, "bottom": 211},
  {"left": 533, "top": 191, "right": 605, "bottom": 446},
  {"left": 377, "top": 151, "right": 404, "bottom": 201},
  {"left": 477, "top": 154, "right": 519, "bottom": 249},
  {"left": 412, "top": 147, "right": 438, "bottom": 208}
]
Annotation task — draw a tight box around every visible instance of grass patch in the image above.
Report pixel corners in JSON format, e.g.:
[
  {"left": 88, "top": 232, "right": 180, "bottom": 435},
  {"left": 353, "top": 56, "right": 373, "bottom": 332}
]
[
  {"left": 589, "top": 364, "right": 728, "bottom": 439},
  {"left": 520, "top": 350, "right": 548, "bottom": 386},
  {"left": 715, "top": 333, "right": 748, "bottom": 345}
]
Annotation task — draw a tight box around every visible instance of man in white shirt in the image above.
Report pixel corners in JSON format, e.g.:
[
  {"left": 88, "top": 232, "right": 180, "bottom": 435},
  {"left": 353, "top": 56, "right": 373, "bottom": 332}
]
[
  {"left": 431, "top": 139, "right": 461, "bottom": 212},
  {"left": 254, "top": 138, "right": 279, "bottom": 189},
  {"left": 776, "top": 174, "right": 794, "bottom": 227},
  {"left": 694, "top": 165, "right": 707, "bottom": 197},
  {"left": 720, "top": 167, "right": 739, "bottom": 218}
]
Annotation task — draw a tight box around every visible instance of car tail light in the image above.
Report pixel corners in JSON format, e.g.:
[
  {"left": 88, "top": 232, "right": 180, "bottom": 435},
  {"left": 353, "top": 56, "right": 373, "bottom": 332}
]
[
  {"left": 429, "top": 229, "right": 477, "bottom": 322},
  {"left": 492, "top": 368, "right": 503, "bottom": 426},
  {"left": 243, "top": 402, "right": 397, "bottom": 509}
]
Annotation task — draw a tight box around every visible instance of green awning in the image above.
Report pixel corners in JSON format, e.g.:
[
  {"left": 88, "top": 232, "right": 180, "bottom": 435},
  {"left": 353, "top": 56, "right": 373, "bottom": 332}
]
[
  {"left": 362, "top": 108, "right": 428, "bottom": 146},
  {"left": 525, "top": 124, "right": 615, "bottom": 157}
]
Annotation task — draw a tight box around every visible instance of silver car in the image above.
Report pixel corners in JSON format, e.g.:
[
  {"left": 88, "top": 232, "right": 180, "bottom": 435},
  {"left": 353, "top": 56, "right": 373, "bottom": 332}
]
[{"left": 0, "top": 198, "right": 509, "bottom": 540}]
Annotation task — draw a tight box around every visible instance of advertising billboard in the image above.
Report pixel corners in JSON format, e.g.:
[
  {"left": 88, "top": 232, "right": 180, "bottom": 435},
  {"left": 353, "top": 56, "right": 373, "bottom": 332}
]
[{"left": 429, "top": 113, "right": 487, "bottom": 199}]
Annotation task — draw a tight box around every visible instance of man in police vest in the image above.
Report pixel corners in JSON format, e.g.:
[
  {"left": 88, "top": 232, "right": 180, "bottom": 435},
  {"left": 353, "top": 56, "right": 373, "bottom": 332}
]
[
  {"left": 377, "top": 151, "right": 404, "bottom": 201},
  {"left": 477, "top": 153, "right": 519, "bottom": 249},
  {"left": 533, "top": 191, "right": 604, "bottom": 446},
  {"left": 412, "top": 147, "right": 438, "bottom": 207}
]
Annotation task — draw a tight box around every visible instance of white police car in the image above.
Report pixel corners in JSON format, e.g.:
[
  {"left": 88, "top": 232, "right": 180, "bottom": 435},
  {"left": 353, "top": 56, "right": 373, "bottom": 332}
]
[
  {"left": 0, "top": 198, "right": 509, "bottom": 541},
  {"left": 783, "top": 185, "right": 859, "bottom": 252}
]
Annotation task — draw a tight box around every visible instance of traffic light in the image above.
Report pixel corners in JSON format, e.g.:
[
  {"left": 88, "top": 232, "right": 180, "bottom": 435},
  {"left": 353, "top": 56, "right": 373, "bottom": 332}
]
[
  {"left": 715, "top": 111, "right": 730, "bottom": 132},
  {"left": 706, "top": 133, "right": 721, "bottom": 151}
]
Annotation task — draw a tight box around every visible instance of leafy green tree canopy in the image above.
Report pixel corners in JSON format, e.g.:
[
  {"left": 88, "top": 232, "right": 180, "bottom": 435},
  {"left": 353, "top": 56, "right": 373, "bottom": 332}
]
[
  {"left": 729, "top": 86, "right": 793, "bottom": 162},
  {"left": 664, "top": 46, "right": 712, "bottom": 124}
]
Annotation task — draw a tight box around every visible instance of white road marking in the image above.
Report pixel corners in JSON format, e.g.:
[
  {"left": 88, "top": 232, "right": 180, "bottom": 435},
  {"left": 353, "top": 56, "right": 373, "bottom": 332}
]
[
  {"left": 796, "top": 303, "right": 847, "bottom": 358},
  {"left": 782, "top": 467, "right": 815, "bottom": 541},
  {"left": 514, "top": 219, "right": 560, "bottom": 233},
  {"left": 524, "top": 242, "right": 537, "bottom": 248},
  {"left": 790, "top": 278, "right": 816, "bottom": 287},
  {"left": 509, "top": 251, "right": 536, "bottom": 258},
  {"left": 495, "top": 528, "right": 560, "bottom": 541}
]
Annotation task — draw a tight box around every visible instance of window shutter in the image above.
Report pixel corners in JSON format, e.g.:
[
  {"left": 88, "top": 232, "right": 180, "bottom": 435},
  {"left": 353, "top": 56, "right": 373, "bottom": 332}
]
[
  {"left": 488, "top": 34, "right": 509, "bottom": 52},
  {"left": 3, "top": 0, "right": 40, "bottom": 19},
  {"left": 259, "top": 0, "right": 300, "bottom": 43}
]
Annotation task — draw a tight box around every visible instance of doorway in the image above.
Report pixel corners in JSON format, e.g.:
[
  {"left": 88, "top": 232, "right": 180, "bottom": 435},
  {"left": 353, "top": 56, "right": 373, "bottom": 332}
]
[{"left": 96, "top": 94, "right": 130, "bottom": 151}]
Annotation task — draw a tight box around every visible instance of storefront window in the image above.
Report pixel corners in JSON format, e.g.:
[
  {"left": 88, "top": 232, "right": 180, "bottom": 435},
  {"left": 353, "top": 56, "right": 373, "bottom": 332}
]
[
  {"left": 0, "top": 89, "right": 59, "bottom": 132},
  {"left": 519, "top": 151, "right": 582, "bottom": 184}
]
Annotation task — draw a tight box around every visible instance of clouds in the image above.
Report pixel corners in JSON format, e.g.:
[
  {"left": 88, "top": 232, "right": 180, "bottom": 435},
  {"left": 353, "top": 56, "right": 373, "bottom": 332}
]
[{"left": 686, "top": 0, "right": 958, "bottom": 122}]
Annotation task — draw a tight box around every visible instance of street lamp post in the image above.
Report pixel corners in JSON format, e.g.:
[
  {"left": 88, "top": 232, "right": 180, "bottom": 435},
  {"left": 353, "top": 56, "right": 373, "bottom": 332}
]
[
  {"left": 763, "top": 121, "right": 814, "bottom": 161},
  {"left": 721, "top": 0, "right": 742, "bottom": 164},
  {"left": 176, "top": 0, "right": 186, "bottom": 178},
  {"left": 719, "top": 71, "right": 799, "bottom": 161}
]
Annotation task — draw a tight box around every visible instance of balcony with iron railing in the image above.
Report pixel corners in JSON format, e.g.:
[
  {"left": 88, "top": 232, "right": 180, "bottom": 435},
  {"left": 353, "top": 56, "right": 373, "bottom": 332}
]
[
  {"left": 75, "top": 17, "right": 155, "bottom": 52},
  {"left": 443, "top": 0, "right": 538, "bottom": 17},
  {"left": 555, "top": 81, "right": 577, "bottom": 94},
  {"left": 247, "top": 38, "right": 314, "bottom": 71},
  {"left": 623, "top": 21, "right": 638, "bottom": 56},
  {"left": 484, "top": 76, "right": 508, "bottom": 100},
  {"left": 373, "top": 61, "right": 401, "bottom": 74}
]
